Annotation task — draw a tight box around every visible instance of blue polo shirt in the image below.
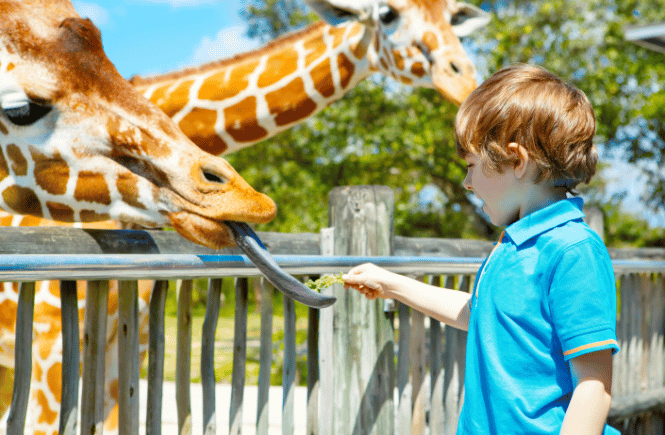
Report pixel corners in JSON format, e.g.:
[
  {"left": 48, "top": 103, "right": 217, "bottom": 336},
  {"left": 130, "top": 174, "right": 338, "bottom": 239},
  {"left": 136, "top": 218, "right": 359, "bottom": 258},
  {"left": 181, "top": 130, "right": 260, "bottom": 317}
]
[{"left": 457, "top": 198, "right": 620, "bottom": 435}]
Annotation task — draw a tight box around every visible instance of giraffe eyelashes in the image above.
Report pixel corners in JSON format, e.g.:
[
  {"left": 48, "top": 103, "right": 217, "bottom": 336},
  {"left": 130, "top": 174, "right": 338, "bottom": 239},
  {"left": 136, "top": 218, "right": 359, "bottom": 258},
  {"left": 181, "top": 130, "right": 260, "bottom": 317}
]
[
  {"left": 202, "top": 170, "right": 227, "bottom": 185},
  {"left": 1, "top": 96, "right": 51, "bottom": 126},
  {"left": 449, "top": 3, "right": 491, "bottom": 38}
]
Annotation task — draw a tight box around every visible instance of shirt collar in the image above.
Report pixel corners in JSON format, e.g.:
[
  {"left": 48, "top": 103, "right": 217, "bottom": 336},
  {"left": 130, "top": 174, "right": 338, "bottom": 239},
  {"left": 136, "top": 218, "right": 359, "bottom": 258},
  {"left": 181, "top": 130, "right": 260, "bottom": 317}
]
[{"left": 504, "top": 197, "right": 585, "bottom": 246}]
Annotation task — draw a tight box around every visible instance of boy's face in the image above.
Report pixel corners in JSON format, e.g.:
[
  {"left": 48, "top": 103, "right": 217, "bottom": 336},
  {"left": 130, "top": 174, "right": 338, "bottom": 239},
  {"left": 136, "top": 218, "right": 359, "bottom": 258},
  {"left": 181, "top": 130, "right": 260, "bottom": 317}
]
[{"left": 462, "top": 152, "right": 523, "bottom": 227}]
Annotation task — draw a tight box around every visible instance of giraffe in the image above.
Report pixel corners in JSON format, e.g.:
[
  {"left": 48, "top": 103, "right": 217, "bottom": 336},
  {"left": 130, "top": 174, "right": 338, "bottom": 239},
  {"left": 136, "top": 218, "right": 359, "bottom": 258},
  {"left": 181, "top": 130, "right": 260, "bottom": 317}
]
[
  {"left": 1, "top": 0, "right": 491, "bottom": 433},
  {"left": 0, "top": 0, "right": 278, "bottom": 434},
  {"left": 130, "top": 0, "right": 491, "bottom": 155}
]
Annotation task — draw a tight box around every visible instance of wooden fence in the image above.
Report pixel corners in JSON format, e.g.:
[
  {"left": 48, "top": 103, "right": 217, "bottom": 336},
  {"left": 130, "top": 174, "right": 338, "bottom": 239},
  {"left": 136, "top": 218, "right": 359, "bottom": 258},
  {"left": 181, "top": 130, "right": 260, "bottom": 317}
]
[{"left": 0, "top": 185, "right": 664, "bottom": 435}]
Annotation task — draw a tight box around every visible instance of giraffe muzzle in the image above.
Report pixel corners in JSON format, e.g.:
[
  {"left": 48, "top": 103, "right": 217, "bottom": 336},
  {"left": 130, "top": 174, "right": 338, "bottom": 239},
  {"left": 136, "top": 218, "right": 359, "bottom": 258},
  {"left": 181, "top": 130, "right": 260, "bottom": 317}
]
[{"left": 225, "top": 221, "right": 337, "bottom": 309}]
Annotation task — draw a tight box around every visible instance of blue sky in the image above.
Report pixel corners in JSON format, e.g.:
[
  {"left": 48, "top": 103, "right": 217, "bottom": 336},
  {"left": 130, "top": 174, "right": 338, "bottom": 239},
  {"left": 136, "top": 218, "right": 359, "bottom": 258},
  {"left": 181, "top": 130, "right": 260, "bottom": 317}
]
[
  {"left": 72, "top": 0, "right": 260, "bottom": 78},
  {"left": 71, "top": 0, "right": 664, "bottom": 228}
]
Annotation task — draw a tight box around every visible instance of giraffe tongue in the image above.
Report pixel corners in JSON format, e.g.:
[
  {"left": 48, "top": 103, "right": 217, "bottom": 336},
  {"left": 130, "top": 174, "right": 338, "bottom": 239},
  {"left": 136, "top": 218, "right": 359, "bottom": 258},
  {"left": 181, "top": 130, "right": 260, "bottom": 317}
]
[{"left": 225, "top": 221, "right": 336, "bottom": 309}]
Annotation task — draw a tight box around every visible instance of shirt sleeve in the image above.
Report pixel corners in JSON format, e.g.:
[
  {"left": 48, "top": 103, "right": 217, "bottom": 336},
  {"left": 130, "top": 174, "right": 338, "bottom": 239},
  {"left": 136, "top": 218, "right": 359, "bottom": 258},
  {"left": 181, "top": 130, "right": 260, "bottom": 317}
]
[{"left": 547, "top": 238, "right": 620, "bottom": 361}]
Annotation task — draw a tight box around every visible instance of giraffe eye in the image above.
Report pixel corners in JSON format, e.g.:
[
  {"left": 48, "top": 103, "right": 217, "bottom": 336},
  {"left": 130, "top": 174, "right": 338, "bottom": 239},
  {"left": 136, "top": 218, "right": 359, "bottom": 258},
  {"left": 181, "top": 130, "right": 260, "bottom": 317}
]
[
  {"left": 1, "top": 99, "right": 51, "bottom": 126},
  {"left": 451, "top": 9, "right": 469, "bottom": 26},
  {"left": 378, "top": 5, "right": 399, "bottom": 25}
]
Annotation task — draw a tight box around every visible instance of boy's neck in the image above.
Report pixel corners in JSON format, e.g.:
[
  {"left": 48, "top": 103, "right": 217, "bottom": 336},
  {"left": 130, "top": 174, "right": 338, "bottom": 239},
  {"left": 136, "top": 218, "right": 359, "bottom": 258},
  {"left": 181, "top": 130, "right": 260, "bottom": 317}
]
[{"left": 519, "top": 185, "right": 568, "bottom": 220}]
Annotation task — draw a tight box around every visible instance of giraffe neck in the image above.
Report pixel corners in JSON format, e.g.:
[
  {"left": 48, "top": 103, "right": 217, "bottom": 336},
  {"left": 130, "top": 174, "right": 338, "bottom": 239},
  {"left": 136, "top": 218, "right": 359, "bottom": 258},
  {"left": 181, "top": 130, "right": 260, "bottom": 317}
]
[{"left": 132, "top": 21, "right": 373, "bottom": 155}]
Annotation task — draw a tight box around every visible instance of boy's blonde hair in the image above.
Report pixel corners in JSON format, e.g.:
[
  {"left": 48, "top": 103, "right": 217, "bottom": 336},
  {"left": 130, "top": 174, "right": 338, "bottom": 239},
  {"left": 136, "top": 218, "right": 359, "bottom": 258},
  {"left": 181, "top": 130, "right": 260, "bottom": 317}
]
[{"left": 454, "top": 64, "right": 597, "bottom": 189}]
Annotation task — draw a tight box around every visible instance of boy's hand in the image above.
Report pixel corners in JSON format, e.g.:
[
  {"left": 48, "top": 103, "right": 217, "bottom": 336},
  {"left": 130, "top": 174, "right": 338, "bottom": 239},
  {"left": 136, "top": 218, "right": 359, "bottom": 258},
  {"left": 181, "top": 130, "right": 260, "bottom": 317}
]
[{"left": 343, "top": 263, "right": 391, "bottom": 300}]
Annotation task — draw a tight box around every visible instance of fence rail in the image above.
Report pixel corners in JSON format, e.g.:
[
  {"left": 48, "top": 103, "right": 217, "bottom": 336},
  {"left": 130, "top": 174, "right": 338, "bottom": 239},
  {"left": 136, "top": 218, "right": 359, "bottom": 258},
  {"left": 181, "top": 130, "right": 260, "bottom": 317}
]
[{"left": 1, "top": 185, "right": 665, "bottom": 435}]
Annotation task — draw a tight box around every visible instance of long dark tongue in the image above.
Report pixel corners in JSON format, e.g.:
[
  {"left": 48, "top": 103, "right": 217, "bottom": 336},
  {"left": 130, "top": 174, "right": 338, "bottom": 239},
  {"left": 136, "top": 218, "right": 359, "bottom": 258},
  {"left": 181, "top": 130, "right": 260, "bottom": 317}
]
[{"left": 225, "top": 221, "right": 336, "bottom": 308}]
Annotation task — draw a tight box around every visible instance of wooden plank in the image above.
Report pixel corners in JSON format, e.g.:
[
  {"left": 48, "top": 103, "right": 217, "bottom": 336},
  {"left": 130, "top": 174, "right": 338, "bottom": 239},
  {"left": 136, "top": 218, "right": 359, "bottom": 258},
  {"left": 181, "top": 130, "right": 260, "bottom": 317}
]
[
  {"left": 59, "top": 280, "right": 80, "bottom": 435},
  {"left": 230, "top": 278, "right": 248, "bottom": 435},
  {"left": 176, "top": 280, "right": 193, "bottom": 435},
  {"left": 607, "top": 247, "right": 665, "bottom": 261},
  {"left": 4, "top": 225, "right": 664, "bottom": 260},
  {"left": 646, "top": 274, "right": 664, "bottom": 389},
  {"left": 118, "top": 280, "right": 140, "bottom": 435},
  {"left": 317, "top": 284, "right": 334, "bottom": 435},
  {"left": 652, "top": 274, "right": 665, "bottom": 387},
  {"left": 282, "top": 296, "right": 296, "bottom": 435},
  {"left": 257, "top": 278, "right": 273, "bottom": 435},
  {"left": 306, "top": 305, "right": 319, "bottom": 435},
  {"left": 328, "top": 185, "right": 395, "bottom": 435},
  {"left": 0, "top": 227, "right": 320, "bottom": 255},
  {"left": 629, "top": 274, "right": 642, "bottom": 395},
  {"left": 609, "top": 387, "right": 665, "bottom": 418},
  {"left": 146, "top": 280, "right": 168, "bottom": 435},
  {"left": 81, "top": 280, "right": 109, "bottom": 435},
  {"left": 6, "top": 281, "right": 35, "bottom": 435},
  {"left": 442, "top": 275, "right": 470, "bottom": 435},
  {"left": 428, "top": 275, "right": 450, "bottom": 435},
  {"left": 410, "top": 306, "right": 427, "bottom": 435},
  {"left": 317, "top": 229, "right": 334, "bottom": 435},
  {"left": 202, "top": 278, "right": 223, "bottom": 435},
  {"left": 396, "top": 302, "right": 411, "bottom": 435},
  {"left": 614, "top": 274, "right": 628, "bottom": 397},
  {"left": 395, "top": 236, "right": 493, "bottom": 258}
]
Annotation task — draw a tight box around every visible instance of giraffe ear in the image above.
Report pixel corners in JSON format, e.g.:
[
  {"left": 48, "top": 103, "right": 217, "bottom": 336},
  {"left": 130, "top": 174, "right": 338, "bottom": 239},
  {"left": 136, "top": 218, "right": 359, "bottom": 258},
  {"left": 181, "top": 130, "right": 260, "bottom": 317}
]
[
  {"left": 305, "top": 0, "right": 374, "bottom": 26},
  {"left": 450, "top": 2, "right": 491, "bottom": 37},
  {"left": 58, "top": 17, "right": 104, "bottom": 53}
]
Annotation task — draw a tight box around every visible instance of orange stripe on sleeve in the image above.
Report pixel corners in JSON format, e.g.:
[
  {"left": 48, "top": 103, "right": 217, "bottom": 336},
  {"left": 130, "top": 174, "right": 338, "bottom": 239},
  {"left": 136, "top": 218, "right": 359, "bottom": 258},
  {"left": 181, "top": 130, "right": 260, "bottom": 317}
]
[{"left": 563, "top": 339, "right": 618, "bottom": 357}]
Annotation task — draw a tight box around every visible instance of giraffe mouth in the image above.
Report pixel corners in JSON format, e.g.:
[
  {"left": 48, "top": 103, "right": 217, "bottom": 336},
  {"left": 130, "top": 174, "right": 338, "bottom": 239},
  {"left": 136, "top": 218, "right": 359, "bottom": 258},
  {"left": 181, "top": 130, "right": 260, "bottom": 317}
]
[{"left": 225, "top": 221, "right": 337, "bottom": 309}]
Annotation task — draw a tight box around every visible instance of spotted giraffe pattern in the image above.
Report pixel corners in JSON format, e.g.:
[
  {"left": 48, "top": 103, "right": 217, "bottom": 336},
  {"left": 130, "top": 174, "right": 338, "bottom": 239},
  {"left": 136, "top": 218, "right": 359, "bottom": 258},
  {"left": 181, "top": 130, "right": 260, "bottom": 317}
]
[
  {"left": 0, "top": 1, "right": 277, "bottom": 434},
  {"left": 130, "top": 0, "right": 490, "bottom": 155},
  {"left": 0, "top": 1, "right": 276, "bottom": 247}
]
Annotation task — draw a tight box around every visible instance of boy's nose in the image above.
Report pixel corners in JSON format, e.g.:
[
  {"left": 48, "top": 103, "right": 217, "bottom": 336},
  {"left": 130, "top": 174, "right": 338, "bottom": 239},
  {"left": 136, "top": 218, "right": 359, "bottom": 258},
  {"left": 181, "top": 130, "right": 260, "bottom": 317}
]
[{"left": 462, "top": 174, "right": 473, "bottom": 191}]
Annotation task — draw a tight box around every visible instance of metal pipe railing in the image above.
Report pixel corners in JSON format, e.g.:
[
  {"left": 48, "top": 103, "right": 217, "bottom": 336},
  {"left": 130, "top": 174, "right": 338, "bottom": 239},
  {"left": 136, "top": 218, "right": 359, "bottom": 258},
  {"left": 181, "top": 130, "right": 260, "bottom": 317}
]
[{"left": 1, "top": 254, "right": 663, "bottom": 281}]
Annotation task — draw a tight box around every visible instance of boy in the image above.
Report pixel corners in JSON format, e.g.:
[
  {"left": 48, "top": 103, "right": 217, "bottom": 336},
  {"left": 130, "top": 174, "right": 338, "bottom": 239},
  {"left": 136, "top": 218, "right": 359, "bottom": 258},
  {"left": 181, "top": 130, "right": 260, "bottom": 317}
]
[{"left": 343, "top": 64, "right": 619, "bottom": 434}]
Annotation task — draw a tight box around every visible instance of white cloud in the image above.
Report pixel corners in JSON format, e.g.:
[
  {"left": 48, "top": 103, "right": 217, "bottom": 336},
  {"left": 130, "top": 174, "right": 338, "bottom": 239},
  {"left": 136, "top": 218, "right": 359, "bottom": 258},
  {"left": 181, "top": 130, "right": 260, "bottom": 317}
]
[
  {"left": 184, "top": 26, "right": 261, "bottom": 67},
  {"left": 72, "top": 1, "right": 111, "bottom": 28}
]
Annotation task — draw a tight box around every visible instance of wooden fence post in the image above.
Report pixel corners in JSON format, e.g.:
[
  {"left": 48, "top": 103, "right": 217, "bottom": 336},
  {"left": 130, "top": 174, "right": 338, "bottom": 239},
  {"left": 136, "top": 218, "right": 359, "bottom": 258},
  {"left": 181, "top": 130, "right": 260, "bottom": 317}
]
[
  {"left": 583, "top": 206, "right": 604, "bottom": 241},
  {"left": 328, "top": 185, "right": 395, "bottom": 435}
]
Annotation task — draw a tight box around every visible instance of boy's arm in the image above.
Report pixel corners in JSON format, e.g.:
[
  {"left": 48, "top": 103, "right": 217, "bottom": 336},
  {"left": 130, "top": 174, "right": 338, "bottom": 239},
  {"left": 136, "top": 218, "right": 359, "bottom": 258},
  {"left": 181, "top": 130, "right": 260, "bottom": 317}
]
[
  {"left": 560, "top": 349, "right": 613, "bottom": 435},
  {"left": 343, "top": 263, "right": 472, "bottom": 330}
]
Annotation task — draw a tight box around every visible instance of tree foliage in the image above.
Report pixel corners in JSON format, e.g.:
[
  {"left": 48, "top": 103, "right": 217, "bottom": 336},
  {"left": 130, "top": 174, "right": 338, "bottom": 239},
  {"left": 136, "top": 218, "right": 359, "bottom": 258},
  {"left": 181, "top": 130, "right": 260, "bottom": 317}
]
[
  {"left": 235, "top": 0, "right": 665, "bottom": 245},
  {"left": 473, "top": 0, "right": 665, "bottom": 213},
  {"left": 241, "top": 0, "right": 316, "bottom": 42},
  {"left": 226, "top": 79, "right": 494, "bottom": 239}
]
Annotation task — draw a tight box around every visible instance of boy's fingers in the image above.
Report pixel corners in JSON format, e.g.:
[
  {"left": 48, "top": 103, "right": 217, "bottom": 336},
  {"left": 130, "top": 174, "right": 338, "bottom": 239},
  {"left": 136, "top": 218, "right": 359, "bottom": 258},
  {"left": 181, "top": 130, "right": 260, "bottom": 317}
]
[
  {"left": 346, "top": 263, "right": 375, "bottom": 276},
  {"left": 343, "top": 264, "right": 383, "bottom": 299}
]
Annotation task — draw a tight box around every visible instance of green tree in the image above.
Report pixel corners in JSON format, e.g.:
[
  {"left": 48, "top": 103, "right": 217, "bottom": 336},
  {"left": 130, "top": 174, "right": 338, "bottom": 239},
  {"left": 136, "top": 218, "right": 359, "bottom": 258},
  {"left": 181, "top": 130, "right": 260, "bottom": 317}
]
[
  {"left": 226, "top": 78, "right": 496, "bottom": 239},
  {"left": 234, "top": 0, "right": 665, "bottom": 243},
  {"left": 241, "top": 0, "right": 316, "bottom": 42},
  {"left": 235, "top": 1, "right": 496, "bottom": 239},
  {"left": 475, "top": 0, "right": 665, "bottom": 213}
]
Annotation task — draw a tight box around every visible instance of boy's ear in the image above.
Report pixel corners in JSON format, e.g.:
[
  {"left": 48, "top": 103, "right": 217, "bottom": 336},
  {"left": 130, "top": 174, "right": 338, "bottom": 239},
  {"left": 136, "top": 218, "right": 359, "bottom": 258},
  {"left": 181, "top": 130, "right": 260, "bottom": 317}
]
[{"left": 507, "top": 142, "right": 529, "bottom": 179}]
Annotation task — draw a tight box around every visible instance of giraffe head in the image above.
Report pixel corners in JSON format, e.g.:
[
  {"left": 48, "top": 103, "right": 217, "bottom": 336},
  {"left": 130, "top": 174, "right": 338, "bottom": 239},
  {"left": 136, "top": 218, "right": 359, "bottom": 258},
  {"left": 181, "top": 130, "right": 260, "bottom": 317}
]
[
  {"left": 306, "top": 0, "right": 490, "bottom": 105},
  {"left": 0, "top": 0, "right": 277, "bottom": 248}
]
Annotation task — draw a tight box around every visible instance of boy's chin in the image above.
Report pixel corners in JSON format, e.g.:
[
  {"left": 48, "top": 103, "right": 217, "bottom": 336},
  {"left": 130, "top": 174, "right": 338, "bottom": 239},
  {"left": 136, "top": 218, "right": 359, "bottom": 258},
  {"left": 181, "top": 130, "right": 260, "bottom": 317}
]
[{"left": 485, "top": 207, "right": 520, "bottom": 227}]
